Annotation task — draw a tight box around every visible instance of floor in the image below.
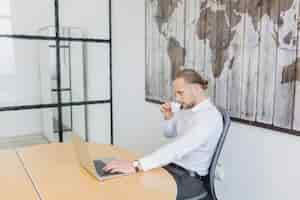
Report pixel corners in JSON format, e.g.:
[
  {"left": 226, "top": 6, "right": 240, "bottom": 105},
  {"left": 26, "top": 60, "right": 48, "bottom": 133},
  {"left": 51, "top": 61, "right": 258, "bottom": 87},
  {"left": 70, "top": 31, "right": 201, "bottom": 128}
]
[{"left": 0, "top": 134, "right": 49, "bottom": 150}]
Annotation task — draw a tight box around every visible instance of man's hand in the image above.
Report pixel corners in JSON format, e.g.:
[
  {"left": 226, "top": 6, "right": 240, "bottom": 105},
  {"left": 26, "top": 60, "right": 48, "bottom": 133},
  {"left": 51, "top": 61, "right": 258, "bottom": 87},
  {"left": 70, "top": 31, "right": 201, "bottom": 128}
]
[
  {"left": 160, "top": 102, "right": 174, "bottom": 120},
  {"left": 103, "top": 159, "right": 136, "bottom": 174}
]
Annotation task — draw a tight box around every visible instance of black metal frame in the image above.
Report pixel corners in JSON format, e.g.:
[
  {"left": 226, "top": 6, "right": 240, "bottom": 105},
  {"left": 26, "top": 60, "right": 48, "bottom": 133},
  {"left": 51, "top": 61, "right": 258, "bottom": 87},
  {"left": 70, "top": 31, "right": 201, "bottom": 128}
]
[
  {"left": 0, "top": 0, "right": 114, "bottom": 144},
  {"left": 145, "top": 98, "right": 300, "bottom": 137}
]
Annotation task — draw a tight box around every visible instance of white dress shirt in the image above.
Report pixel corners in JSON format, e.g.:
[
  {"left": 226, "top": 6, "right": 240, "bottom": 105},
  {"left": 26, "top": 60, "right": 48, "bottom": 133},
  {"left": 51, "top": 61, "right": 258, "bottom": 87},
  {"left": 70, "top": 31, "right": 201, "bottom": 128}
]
[{"left": 139, "top": 99, "right": 223, "bottom": 176}]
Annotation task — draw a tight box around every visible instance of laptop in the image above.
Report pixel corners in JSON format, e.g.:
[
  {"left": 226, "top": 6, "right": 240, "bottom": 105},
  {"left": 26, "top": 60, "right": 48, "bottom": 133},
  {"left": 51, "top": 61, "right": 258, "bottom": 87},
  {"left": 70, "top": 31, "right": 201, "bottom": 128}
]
[{"left": 71, "top": 133, "right": 127, "bottom": 181}]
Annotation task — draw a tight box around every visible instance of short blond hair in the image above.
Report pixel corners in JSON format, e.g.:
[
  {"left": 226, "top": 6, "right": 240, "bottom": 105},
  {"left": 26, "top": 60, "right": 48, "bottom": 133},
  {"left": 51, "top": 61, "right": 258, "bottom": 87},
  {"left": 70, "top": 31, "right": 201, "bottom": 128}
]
[{"left": 175, "top": 68, "right": 208, "bottom": 90}]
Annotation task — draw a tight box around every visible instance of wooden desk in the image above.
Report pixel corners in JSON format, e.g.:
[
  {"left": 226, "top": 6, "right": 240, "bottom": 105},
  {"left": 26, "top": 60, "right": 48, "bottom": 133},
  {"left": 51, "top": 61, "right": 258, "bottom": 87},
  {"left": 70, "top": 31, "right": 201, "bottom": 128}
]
[
  {"left": 0, "top": 150, "right": 38, "bottom": 199},
  {"left": 18, "top": 143, "right": 176, "bottom": 200}
]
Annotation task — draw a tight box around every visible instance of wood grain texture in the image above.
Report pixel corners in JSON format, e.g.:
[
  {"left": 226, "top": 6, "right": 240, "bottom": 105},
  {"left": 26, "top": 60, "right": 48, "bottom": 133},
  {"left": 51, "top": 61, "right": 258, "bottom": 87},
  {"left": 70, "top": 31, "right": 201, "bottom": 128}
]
[
  {"left": 214, "top": 0, "right": 230, "bottom": 109},
  {"left": 240, "top": 0, "right": 261, "bottom": 121},
  {"left": 203, "top": 1, "right": 218, "bottom": 101},
  {"left": 145, "top": 0, "right": 152, "bottom": 98},
  {"left": 256, "top": 0, "right": 279, "bottom": 124},
  {"left": 226, "top": 0, "right": 246, "bottom": 118},
  {"left": 0, "top": 150, "right": 38, "bottom": 199},
  {"left": 146, "top": 0, "right": 185, "bottom": 101},
  {"left": 18, "top": 143, "right": 176, "bottom": 200},
  {"left": 293, "top": 0, "right": 300, "bottom": 131},
  {"left": 146, "top": 0, "right": 155, "bottom": 99},
  {"left": 145, "top": 0, "right": 300, "bottom": 134},
  {"left": 196, "top": 0, "right": 211, "bottom": 97},
  {"left": 185, "top": 0, "right": 206, "bottom": 75},
  {"left": 167, "top": 1, "right": 185, "bottom": 99},
  {"left": 273, "top": 0, "right": 298, "bottom": 129}
]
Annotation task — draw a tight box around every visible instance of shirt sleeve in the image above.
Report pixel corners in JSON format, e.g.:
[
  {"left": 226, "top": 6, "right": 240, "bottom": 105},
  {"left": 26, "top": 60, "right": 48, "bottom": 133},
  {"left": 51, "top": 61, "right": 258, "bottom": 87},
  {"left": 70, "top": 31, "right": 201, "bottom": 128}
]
[{"left": 139, "top": 116, "right": 217, "bottom": 171}]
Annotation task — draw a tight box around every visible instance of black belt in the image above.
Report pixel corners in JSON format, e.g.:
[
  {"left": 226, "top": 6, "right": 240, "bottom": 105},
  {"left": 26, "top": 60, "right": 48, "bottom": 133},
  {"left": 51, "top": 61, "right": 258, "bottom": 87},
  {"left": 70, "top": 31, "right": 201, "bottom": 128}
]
[{"left": 167, "top": 163, "right": 203, "bottom": 179}]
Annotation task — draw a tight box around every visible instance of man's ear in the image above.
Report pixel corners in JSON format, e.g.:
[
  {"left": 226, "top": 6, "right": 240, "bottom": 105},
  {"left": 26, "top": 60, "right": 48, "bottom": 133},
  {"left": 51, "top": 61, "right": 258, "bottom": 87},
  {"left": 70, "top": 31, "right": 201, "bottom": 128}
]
[
  {"left": 189, "top": 84, "right": 199, "bottom": 96},
  {"left": 198, "top": 84, "right": 204, "bottom": 93},
  {"left": 191, "top": 84, "right": 202, "bottom": 93}
]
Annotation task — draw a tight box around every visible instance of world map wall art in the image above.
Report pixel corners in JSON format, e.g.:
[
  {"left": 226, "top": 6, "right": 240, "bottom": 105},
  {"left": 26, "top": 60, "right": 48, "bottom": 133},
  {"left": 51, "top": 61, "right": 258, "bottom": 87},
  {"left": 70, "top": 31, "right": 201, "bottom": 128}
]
[{"left": 145, "top": 0, "right": 300, "bottom": 135}]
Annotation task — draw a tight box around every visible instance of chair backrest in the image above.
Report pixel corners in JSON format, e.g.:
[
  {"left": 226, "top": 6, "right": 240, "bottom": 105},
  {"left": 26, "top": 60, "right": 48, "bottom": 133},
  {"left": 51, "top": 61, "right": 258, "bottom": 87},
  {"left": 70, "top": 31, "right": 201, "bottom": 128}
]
[{"left": 208, "top": 107, "right": 231, "bottom": 200}]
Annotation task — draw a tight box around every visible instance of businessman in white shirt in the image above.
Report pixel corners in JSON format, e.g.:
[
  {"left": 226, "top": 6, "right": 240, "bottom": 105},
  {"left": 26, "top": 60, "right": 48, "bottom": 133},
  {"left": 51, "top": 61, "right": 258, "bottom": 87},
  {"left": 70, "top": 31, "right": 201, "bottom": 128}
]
[{"left": 103, "top": 68, "right": 223, "bottom": 200}]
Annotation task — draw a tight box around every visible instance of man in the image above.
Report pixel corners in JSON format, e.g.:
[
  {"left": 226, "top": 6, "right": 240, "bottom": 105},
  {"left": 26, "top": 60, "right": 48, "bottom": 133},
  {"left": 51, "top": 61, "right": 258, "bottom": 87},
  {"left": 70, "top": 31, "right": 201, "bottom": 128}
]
[{"left": 103, "top": 68, "right": 223, "bottom": 200}]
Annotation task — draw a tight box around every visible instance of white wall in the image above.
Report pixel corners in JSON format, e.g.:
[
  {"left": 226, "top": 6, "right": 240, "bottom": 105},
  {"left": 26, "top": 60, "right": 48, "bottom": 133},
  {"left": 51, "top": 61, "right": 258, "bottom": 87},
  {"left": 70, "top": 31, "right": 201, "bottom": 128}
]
[
  {"left": 215, "top": 123, "right": 300, "bottom": 200},
  {"left": 112, "top": 0, "right": 169, "bottom": 156},
  {"left": 112, "top": 1, "right": 300, "bottom": 200}
]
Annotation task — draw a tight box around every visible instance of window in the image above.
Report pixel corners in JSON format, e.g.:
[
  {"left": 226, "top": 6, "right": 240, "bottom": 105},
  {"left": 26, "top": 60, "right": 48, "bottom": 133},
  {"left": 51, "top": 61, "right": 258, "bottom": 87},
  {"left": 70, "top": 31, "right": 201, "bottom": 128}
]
[{"left": 0, "top": 0, "right": 15, "bottom": 75}]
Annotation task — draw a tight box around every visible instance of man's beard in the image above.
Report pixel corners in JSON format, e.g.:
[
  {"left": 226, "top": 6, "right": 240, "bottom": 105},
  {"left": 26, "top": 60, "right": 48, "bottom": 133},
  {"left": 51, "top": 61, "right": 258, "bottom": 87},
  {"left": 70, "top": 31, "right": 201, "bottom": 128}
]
[{"left": 182, "top": 102, "right": 195, "bottom": 110}]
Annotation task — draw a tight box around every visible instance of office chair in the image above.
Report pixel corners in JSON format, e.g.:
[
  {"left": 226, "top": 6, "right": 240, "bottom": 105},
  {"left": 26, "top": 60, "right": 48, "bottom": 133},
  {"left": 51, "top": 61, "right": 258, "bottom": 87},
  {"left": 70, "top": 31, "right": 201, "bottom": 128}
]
[{"left": 186, "top": 106, "right": 231, "bottom": 200}]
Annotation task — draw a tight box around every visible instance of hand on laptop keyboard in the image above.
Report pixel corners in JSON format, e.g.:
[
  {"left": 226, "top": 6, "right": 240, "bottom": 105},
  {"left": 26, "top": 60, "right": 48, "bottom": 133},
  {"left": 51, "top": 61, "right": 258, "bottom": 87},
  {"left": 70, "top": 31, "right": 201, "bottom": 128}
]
[
  {"left": 102, "top": 159, "right": 136, "bottom": 174},
  {"left": 94, "top": 160, "right": 123, "bottom": 177}
]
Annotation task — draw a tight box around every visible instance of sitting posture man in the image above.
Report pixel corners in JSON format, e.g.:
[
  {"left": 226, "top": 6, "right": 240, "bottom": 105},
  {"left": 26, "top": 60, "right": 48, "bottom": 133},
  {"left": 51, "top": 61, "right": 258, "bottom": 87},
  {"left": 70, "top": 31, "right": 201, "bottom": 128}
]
[{"left": 103, "top": 68, "right": 223, "bottom": 200}]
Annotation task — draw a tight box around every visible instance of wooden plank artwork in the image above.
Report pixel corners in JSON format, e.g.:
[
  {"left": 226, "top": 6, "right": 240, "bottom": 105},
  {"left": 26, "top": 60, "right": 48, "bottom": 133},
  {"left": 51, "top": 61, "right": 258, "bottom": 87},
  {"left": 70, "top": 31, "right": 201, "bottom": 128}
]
[
  {"left": 226, "top": 0, "right": 246, "bottom": 118},
  {"left": 146, "top": 0, "right": 155, "bottom": 99},
  {"left": 256, "top": 0, "right": 279, "bottom": 124},
  {"left": 145, "top": 0, "right": 300, "bottom": 134},
  {"left": 203, "top": 0, "right": 218, "bottom": 101},
  {"left": 273, "top": 0, "right": 297, "bottom": 129},
  {"left": 293, "top": 0, "right": 300, "bottom": 131},
  {"left": 146, "top": 0, "right": 185, "bottom": 101},
  {"left": 240, "top": 0, "right": 261, "bottom": 121},
  {"left": 184, "top": 0, "right": 206, "bottom": 75},
  {"left": 145, "top": 0, "right": 152, "bottom": 99},
  {"left": 214, "top": 0, "right": 230, "bottom": 110}
]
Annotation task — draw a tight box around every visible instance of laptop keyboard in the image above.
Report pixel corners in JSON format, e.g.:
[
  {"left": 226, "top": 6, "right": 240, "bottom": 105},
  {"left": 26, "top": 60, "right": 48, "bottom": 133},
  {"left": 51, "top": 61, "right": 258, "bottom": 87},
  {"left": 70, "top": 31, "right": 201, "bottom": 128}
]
[{"left": 93, "top": 160, "right": 123, "bottom": 177}]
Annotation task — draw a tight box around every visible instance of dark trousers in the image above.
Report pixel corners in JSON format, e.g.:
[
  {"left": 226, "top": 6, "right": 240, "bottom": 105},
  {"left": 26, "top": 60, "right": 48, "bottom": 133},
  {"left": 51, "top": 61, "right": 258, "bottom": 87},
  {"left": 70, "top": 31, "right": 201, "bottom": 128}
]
[{"left": 163, "top": 164, "right": 209, "bottom": 200}]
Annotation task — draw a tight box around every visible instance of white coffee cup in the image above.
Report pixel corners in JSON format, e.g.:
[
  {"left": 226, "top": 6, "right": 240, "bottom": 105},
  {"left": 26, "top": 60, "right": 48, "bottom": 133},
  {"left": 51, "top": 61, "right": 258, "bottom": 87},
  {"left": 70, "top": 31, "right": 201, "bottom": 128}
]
[{"left": 170, "top": 102, "right": 181, "bottom": 112}]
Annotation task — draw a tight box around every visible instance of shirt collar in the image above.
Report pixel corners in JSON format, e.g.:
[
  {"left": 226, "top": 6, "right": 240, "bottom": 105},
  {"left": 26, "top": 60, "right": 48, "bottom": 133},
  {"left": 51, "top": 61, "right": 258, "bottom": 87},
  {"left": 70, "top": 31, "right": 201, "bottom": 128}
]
[{"left": 191, "top": 98, "right": 211, "bottom": 113}]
